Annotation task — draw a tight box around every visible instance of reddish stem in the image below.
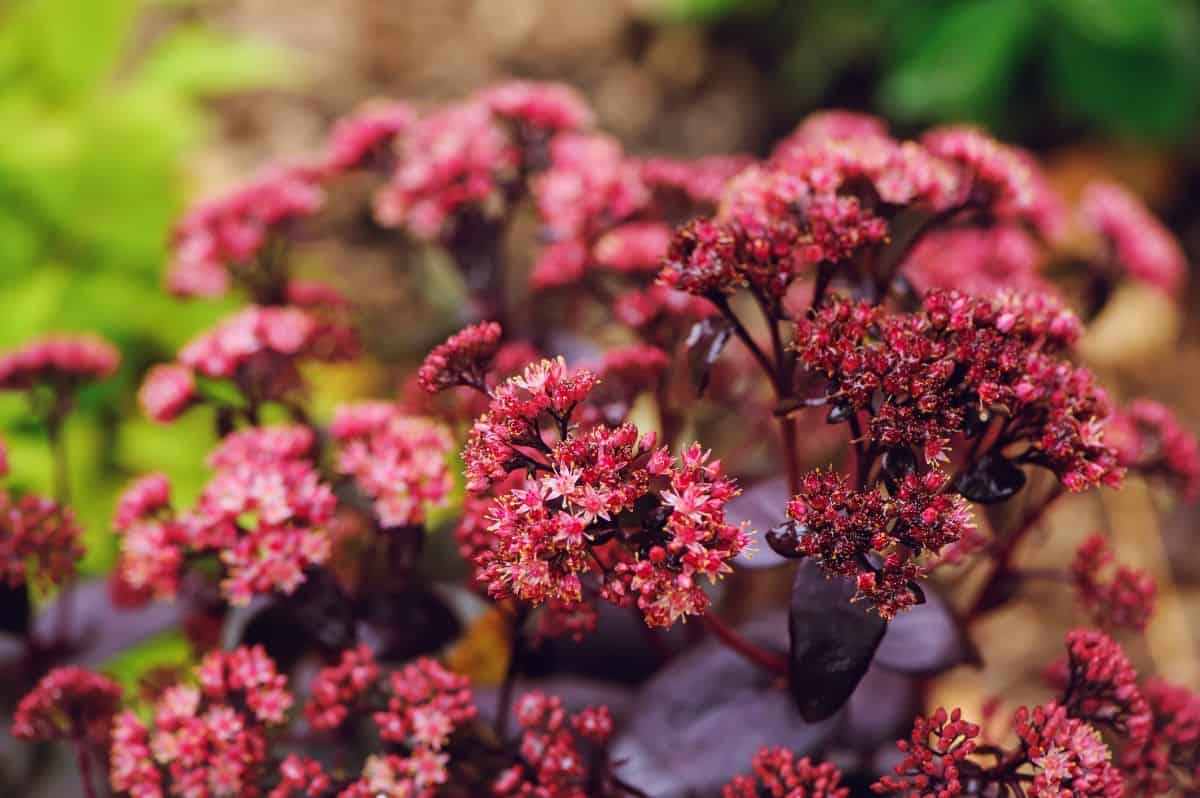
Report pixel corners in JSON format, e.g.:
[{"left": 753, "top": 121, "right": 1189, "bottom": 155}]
[
  {"left": 75, "top": 741, "right": 97, "bottom": 798},
  {"left": 701, "top": 610, "right": 789, "bottom": 677},
  {"left": 966, "top": 485, "right": 1064, "bottom": 622}
]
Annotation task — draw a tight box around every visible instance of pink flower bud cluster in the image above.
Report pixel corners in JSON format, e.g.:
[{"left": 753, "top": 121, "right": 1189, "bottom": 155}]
[
  {"left": 1079, "top": 180, "right": 1188, "bottom": 300},
  {"left": 794, "top": 290, "right": 1122, "bottom": 491},
  {"left": 331, "top": 402, "right": 453, "bottom": 528},
  {"left": 638, "top": 154, "right": 753, "bottom": 207},
  {"left": 531, "top": 133, "right": 651, "bottom": 288},
  {"left": 872, "top": 706, "right": 980, "bottom": 797},
  {"left": 0, "top": 492, "right": 83, "bottom": 590},
  {"left": 0, "top": 334, "right": 119, "bottom": 391},
  {"left": 922, "top": 125, "right": 1066, "bottom": 239},
  {"left": 772, "top": 111, "right": 958, "bottom": 209},
  {"left": 109, "top": 646, "right": 293, "bottom": 798},
  {"left": 304, "top": 648, "right": 477, "bottom": 797},
  {"left": 142, "top": 302, "right": 357, "bottom": 422},
  {"left": 662, "top": 165, "right": 889, "bottom": 299},
  {"left": 1070, "top": 535, "right": 1156, "bottom": 632},
  {"left": 1059, "top": 629, "right": 1152, "bottom": 745},
  {"left": 722, "top": 747, "right": 849, "bottom": 798},
  {"left": 785, "top": 468, "right": 974, "bottom": 617},
  {"left": 462, "top": 357, "right": 599, "bottom": 493},
  {"left": 12, "top": 666, "right": 122, "bottom": 744},
  {"left": 321, "top": 101, "right": 416, "bottom": 174},
  {"left": 114, "top": 426, "right": 334, "bottom": 605},
  {"left": 493, "top": 692, "right": 614, "bottom": 797},
  {"left": 1120, "top": 678, "right": 1200, "bottom": 796},
  {"left": 168, "top": 164, "right": 324, "bottom": 299},
  {"left": 417, "top": 321, "right": 504, "bottom": 394},
  {"left": 902, "top": 225, "right": 1049, "bottom": 296},
  {"left": 1107, "top": 399, "right": 1200, "bottom": 501}
]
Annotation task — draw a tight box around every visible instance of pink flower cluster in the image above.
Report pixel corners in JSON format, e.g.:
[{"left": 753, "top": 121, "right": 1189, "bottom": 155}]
[
  {"left": 1070, "top": 534, "right": 1156, "bottom": 631},
  {"left": 12, "top": 666, "right": 122, "bottom": 744},
  {"left": 1079, "top": 180, "right": 1188, "bottom": 299},
  {"left": 1015, "top": 702, "right": 1123, "bottom": 797},
  {"left": 168, "top": 164, "right": 324, "bottom": 298},
  {"left": 114, "top": 426, "right": 333, "bottom": 605},
  {"left": 493, "top": 692, "right": 614, "bottom": 797},
  {"left": 794, "top": 290, "right": 1122, "bottom": 491},
  {"left": 304, "top": 648, "right": 478, "bottom": 797},
  {"left": 1108, "top": 399, "right": 1200, "bottom": 501},
  {"left": 784, "top": 468, "right": 974, "bottom": 617},
  {"left": 331, "top": 402, "right": 453, "bottom": 528},
  {"left": 462, "top": 358, "right": 748, "bottom": 627},
  {"left": 722, "top": 747, "right": 849, "bottom": 798},
  {"left": 0, "top": 492, "right": 83, "bottom": 590},
  {"left": 109, "top": 646, "right": 293, "bottom": 797},
  {"left": 0, "top": 334, "right": 119, "bottom": 391}
]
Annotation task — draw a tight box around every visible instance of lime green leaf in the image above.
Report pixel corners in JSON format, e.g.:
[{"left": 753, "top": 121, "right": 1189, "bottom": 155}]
[
  {"left": 102, "top": 630, "right": 194, "bottom": 699},
  {"left": 1050, "top": 0, "right": 1171, "bottom": 48},
  {"left": 136, "top": 27, "right": 294, "bottom": 97}
]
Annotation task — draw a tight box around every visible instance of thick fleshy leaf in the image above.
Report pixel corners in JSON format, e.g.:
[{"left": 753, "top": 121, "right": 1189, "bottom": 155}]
[
  {"left": 611, "top": 613, "right": 837, "bottom": 797},
  {"left": 788, "top": 560, "right": 887, "bottom": 722},
  {"left": 359, "top": 584, "right": 461, "bottom": 661},
  {"left": 685, "top": 316, "right": 732, "bottom": 395},
  {"left": 0, "top": 583, "right": 30, "bottom": 637},
  {"left": 32, "top": 578, "right": 184, "bottom": 668},
  {"left": 835, "top": 664, "right": 920, "bottom": 751},
  {"left": 955, "top": 452, "right": 1026, "bottom": 504},
  {"left": 531, "top": 599, "right": 686, "bottom": 685},
  {"left": 874, "top": 584, "right": 977, "bottom": 674},
  {"left": 729, "top": 477, "right": 794, "bottom": 569}
]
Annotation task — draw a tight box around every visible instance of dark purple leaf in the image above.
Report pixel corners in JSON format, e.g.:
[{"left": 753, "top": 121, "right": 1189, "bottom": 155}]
[
  {"left": 788, "top": 560, "right": 887, "bottom": 722},
  {"left": 0, "top": 583, "right": 30, "bottom": 637},
  {"left": 33, "top": 578, "right": 185, "bottom": 668},
  {"left": 358, "top": 584, "right": 460, "bottom": 661},
  {"left": 835, "top": 664, "right": 920, "bottom": 751},
  {"left": 765, "top": 522, "right": 807, "bottom": 560},
  {"left": 728, "top": 477, "right": 794, "bottom": 569},
  {"left": 612, "top": 613, "right": 837, "bottom": 798},
  {"left": 685, "top": 316, "right": 732, "bottom": 395},
  {"left": 955, "top": 453, "right": 1027, "bottom": 504},
  {"left": 874, "top": 585, "right": 977, "bottom": 675},
  {"left": 530, "top": 599, "right": 686, "bottom": 685}
]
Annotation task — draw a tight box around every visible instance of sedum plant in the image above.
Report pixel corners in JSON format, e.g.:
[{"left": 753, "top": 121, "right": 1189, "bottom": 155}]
[{"left": 2, "top": 81, "right": 1198, "bottom": 797}]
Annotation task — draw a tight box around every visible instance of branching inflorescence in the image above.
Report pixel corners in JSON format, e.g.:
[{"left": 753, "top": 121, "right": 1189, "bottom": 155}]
[{"left": 4, "top": 80, "right": 1198, "bottom": 798}]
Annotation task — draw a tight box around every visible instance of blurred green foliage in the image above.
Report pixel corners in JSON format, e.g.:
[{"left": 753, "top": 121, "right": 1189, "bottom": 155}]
[
  {"left": 0, "top": 0, "right": 290, "bottom": 574},
  {"left": 663, "top": 0, "right": 1200, "bottom": 143}
]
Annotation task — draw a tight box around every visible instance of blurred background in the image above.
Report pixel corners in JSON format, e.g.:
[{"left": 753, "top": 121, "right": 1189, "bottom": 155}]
[{"left": 1, "top": 0, "right": 1199, "bottom": 760}]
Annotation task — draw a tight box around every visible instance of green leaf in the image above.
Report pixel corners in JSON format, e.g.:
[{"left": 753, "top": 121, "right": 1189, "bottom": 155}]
[
  {"left": 136, "top": 27, "right": 294, "bottom": 97},
  {"left": 102, "top": 630, "right": 194, "bottom": 699},
  {"left": 1048, "top": 22, "right": 1199, "bottom": 139},
  {"left": 8, "top": 0, "right": 140, "bottom": 99},
  {"left": 878, "top": 0, "right": 1037, "bottom": 124},
  {"left": 1050, "top": 0, "right": 1171, "bottom": 48}
]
